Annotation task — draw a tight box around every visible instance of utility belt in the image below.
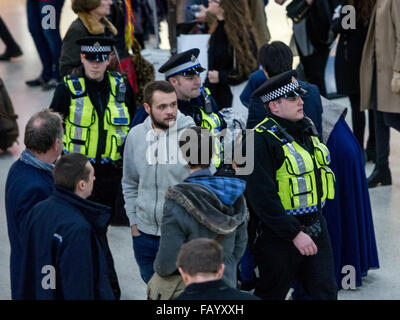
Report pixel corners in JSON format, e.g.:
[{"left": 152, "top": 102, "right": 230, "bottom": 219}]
[{"left": 297, "top": 211, "right": 323, "bottom": 238}]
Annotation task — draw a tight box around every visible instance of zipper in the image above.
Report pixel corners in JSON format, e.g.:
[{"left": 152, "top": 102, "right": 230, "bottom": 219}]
[{"left": 153, "top": 135, "right": 159, "bottom": 234}]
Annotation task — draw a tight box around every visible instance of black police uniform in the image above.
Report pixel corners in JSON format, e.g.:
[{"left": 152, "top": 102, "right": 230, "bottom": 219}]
[
  {"left": 244, "top": 71, "right": 338, "bottom": 300},
  {"left": 50, "top": 37, "right": 136, "bottom": 226}
]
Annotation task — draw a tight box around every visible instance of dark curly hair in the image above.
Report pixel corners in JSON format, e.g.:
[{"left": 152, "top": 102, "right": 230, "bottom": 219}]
[{"left": 209, "top": 0, "right": 258, "bottom": 79}]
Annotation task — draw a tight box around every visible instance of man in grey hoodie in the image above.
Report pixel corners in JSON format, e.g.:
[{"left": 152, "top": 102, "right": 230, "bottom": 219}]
[{"left": 122, "top": 81, "right": 195, "bottom": 283}]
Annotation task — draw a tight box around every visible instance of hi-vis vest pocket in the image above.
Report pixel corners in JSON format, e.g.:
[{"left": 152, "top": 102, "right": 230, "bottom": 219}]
[
  {"left": 287, "top": 173, "right": 314, "bottom": 208},
  {"left": 66, "top": 125, "right": 90, "bottom": 155},
  {"left": 320, "top": 166, "right": 335, "bottom": 199}
]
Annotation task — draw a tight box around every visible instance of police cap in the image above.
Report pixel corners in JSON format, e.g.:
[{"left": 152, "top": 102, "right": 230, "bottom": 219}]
[
  {"left": 76, "top": 36, "right": 116, "bottom": 62},
  {"left": 159, "top": 48, "right": 205, "bottom": 79},
  {"left": 253, "top": 70, "right": 307, "bottom": 103}
]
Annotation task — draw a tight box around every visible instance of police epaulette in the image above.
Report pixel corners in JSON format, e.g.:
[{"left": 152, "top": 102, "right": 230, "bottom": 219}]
[
  {"left": 109, "top": 71, "right": 123, "bottom": 78},
  {"left": 264, "top": 119, "right": 294, "bottom": 144},
  {"left": 65, "top": 72, "right": 83, "bottom": 80}
]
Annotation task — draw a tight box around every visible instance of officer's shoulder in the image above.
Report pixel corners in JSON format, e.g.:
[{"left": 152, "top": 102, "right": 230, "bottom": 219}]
[
  {"left": 109, "top": 71, "right": 125, "bottom": 78},
  {"left": 65, "top": 72, "right": 83, "bottom": 80}
]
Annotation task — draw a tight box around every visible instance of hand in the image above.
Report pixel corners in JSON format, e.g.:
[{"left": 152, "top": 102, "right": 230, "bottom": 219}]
[
  {"left": 208, "top": 70, "right": 219, "bottom": 84},
  {"left": 196, "top": 5, "right": 207, "bottom": 23},
  {"left": 306, "top": 0, "right": 314, "bottom": 5},
  {"left": 391, "top": 72, "right": 400, "bottom": 94},
  {"left": 131, "top": 224, "right": 141, "bottom": 237},
  {"left": 292, "top": 231, "right": 318, "bottom": 256}
]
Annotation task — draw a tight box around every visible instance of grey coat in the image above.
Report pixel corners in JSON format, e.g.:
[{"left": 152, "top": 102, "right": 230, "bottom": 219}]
[{"left": 154, "top": 183, "right": 248, "bottom": 288}]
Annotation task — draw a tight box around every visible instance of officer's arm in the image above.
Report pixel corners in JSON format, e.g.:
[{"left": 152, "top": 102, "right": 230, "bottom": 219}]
[
  {"left": 49, "top": 83, "right": 71, "bottom": 123},
  {"left": 245, "top": 132, "right": 302, "bottom": 240}
]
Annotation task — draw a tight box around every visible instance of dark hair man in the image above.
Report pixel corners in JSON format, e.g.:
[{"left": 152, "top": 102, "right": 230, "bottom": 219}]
[
  {"left": 245, "top": 70, "right": 338, "bottom": 300},
  {"left": 5, "top": 109, "right": 63, "bottom": 299},
  {"left": 174, "top": 238, "right": 259, "bottom": 300},
  {"left": 129, "top": 48, "right": 228, "bottom": 172},
  {"left": 16, "top": 153, "right": 119, "bottom": 300},
  {"left": 50, "top": 36, "right": 136, "bottom": 226},
  {"left": 122, "top": 80, "right": 195, "bottom": 284}
]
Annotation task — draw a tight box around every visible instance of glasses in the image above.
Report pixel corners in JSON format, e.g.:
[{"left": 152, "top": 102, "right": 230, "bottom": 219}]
[{"left": 282, "top": 87, "right": 307, "bottom": 101}]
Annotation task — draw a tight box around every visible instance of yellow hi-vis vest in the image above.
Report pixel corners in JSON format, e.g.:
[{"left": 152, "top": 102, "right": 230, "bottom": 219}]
[
  {"left": 256, "top": 117, "right": 335, "bottom": 215},
  {"left": 63, "top": 72, "right": 130, "bottom": 164},
  {"left": 199, "top": 108, "right": 223, "bottom": 168}
]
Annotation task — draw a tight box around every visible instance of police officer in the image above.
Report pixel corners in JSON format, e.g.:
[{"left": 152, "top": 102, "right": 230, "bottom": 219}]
[
  {"left": 244, "top": 70, "right": 337, "bottom": 300},
  {"left": 131, "top": 48, "right": 228, "bottom": 172},
  {"left": 50, "top": 36, "right": 136, "bottom": 226}
]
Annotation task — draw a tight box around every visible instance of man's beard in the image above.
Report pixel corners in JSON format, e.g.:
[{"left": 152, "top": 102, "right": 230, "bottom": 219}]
[{"left": 149, "top": 109, "right": 175, "bottom": 130}]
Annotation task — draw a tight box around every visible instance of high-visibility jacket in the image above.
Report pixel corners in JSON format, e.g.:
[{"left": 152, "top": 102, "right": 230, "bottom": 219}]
[
  {"left": 256, "top": 117, "right": 335, "bottom": 215},
  {"left": 199, "top": 108, "right": 224, "bottom": 168},
  {"left": 63, "top": 72, "right": 130, "bottom": 164}
]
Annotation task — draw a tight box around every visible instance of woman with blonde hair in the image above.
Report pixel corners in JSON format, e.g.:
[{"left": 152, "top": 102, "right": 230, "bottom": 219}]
[{"left": 203, "top": 0, "right": 258, "bottom": 110}]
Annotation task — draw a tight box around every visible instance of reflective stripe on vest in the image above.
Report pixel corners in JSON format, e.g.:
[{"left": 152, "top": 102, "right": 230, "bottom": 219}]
[
  {"left": 199, "top": 108, "right": 223, "bottom": 168},
  {"left": 256, "top": 117, "right": 335, "bottom": 215},
  {"left": 63, "top": 72, "right": 130, "bottom": 163}
]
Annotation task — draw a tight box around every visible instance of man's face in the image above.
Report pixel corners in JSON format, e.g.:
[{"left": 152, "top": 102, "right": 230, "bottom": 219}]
[
  {"left": 170, "top": 74, "right": 202, "bottom": 100},
  {"left": 81, "top": 54, "right": 110, "bottom": 81},
  {"left": 90, "top": 0, "right": 113, "bottom": 17},
  {"left": 81, "top": 162, "right": 96, "bottom": 199},
  {"left": 271, "top": 96, "right": 304, "bottom": 122},
  {"left": 145, "top": 91, "right": 178, "bottom": 130}
]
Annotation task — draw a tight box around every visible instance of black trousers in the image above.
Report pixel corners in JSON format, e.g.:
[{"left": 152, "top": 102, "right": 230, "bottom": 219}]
[
  {"left": 348, "top": 93, "right": 375, "bottom": 151},
  {"left": 253, "top": 215, "right": 337, "bottom": 300},
  {"left": 299, "top": 46, "right": 330, "bottom": 97},
  {"left": 371, "top": 69, "right": 400, "bottom": 167},
  {"left": 0, "top": 16, "right": 19, "bottom": 50},
  {"left": 89, "top": 164, "right": 129, "bottom": 226}
]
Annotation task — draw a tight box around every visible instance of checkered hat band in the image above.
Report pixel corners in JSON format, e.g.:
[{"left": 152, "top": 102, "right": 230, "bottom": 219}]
[
  {"left": 261, "top": 82, "right": 300, "bottom": 103},
  {"left": 165, "top": 60, "right": 201, "bottom": 77},
  {"left": 81, "top": 45, "right": 112, "bottom": 53}
]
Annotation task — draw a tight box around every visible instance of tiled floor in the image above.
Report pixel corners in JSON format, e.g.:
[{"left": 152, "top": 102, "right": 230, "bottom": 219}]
[{"left": 0, "top": 0, "right": 399, "bottom": 300}]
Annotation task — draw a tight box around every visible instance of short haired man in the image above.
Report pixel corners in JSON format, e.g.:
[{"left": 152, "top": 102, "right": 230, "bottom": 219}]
[
  {"left": 154, "top": 126, "right": 248, "bottom": 288},
  {"left": 16, "top": 153, "right": 119, "bottom": 300},
  {"left": 50, "top": 36, "right": 136, "bottom": 226},
  {"left": 129, "top": 48, "right": 227, "bottom": 171},
  {"left": 5, "top": 109, "right": 63, "bottom": 299},
  {"left": 245, "top": 70, "right": 338, "bottom": 300},
  {"left": 122, "top": 80, "right": 195, "bottom": 284},
  {"left": 174, "top": 238, "right": 259, "bottom": 300}
]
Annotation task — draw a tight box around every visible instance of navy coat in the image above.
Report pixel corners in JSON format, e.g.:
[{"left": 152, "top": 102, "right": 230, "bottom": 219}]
[
  {"left": 15, "top": 186, "right": 119, "bottom": 300},
  {"left": 5, "top": 159, "right": 55, "bottom": 299}
]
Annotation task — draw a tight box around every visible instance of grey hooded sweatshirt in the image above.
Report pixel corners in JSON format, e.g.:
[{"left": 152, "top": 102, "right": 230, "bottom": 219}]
[{"left": 122, "top": 111, "right": 195, "bottom": 236}]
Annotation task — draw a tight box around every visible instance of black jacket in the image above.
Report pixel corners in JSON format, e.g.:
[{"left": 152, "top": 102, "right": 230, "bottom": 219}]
[
  {"left": 205, "top": 20, "right": 257, "bottom": 109},
  {"left": 333, "top": 0, "right": 369, "bottom": 95},
  {"left": 174, "top": 279, "right": 260, "bottom": 300},
  {"left": 244, "top": 114, "right": 324, "bottom": 241}
]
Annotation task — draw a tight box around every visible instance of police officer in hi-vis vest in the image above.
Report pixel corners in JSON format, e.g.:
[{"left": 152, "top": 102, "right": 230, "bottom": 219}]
[
  {"left": 244, "top": 70, "right": 337, "bottom": 300},
  {"left": 50, "top": 36, "right": 136, "bottom": 226},
  {"left": 130, "top": 48, "right": 228, "bottom": 173}
]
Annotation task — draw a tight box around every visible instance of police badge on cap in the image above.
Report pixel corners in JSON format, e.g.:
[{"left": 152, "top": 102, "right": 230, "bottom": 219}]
[
  {"left": 158, "top": 48, "right": 205, "bottom": 78},
  {"left": 76, "top": 36, "right": 117, "bottom": 62}
]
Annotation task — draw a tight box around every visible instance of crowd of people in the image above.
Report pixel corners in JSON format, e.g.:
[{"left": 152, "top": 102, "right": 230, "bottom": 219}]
[{"left": 3, "top": 0, "right": 399, "bottom": 300}]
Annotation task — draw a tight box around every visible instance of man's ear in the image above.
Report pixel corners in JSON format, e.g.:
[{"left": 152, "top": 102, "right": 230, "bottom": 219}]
[
  {"left": 216, "top": 263, "right": 225, "bottom": 279},
  {"left": 75, "top": 179, "right": 85, "bottom": 194},
  {"left": 144, "top": 103, "right": 151, "bottom": 115},
  {"left": 269, "top": 101, "right": 279, "bottom": 114},
  {"left": 80, "top": 54, "right": 85, "bottom": 64},
  {"left": 178, "top": 267, "right": 190, "bottom": 285}
]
